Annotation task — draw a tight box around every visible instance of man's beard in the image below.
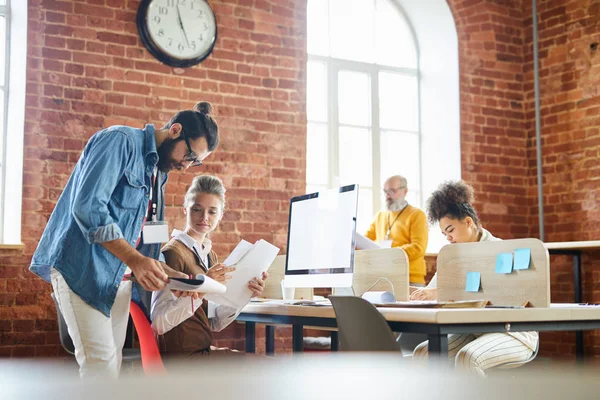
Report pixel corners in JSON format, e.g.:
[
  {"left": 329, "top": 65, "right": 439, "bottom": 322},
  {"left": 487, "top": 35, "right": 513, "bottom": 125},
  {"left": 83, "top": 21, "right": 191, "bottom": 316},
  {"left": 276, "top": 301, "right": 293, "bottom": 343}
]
[
  {"left": 386, "top": 197, "right": 405, "bottom": 212},
  {"left": 156, "top": 137, "right": 179, "bottom": 173}
]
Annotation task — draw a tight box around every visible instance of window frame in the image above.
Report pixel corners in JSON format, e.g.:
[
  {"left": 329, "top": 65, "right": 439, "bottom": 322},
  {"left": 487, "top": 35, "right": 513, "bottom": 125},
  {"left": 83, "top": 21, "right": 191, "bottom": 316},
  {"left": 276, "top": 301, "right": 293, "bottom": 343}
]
[
  {"left": 0, "top": 2, "right": 10, "bottom": 244},
  {"left": 1, "top": 0, "right": 27, "bottom": 245},
  {"left": 306, "top": 0, "right": 423, "bottom": 231}
]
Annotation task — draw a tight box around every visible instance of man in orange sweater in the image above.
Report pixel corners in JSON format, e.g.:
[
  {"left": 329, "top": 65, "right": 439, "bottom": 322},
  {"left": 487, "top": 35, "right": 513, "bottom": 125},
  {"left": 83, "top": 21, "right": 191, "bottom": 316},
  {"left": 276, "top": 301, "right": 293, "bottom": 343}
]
[{"left": 365, "top": 175, "right": 428, "bottom": 285}]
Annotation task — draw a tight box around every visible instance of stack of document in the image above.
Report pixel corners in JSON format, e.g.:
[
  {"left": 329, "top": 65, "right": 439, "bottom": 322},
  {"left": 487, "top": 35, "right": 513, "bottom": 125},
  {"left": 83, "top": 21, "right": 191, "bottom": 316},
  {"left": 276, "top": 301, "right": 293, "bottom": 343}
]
[
  {"left": 205, "top": 239, "right": 280, "bottom": 308},
  {"left": 165, "top": 275, "right": 226, "bottom": 294}
]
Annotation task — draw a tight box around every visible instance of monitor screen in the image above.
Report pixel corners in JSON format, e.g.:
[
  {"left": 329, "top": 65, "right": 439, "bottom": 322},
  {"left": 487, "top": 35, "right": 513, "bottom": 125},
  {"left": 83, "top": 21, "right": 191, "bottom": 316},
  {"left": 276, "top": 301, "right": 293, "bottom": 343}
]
[{"left": 284, "top": 184, "right": 358, "bottom": 288}]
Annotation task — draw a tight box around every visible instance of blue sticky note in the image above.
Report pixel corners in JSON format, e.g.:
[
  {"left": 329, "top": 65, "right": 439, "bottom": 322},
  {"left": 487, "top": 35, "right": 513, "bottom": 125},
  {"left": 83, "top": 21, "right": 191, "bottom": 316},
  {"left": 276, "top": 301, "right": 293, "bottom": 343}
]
[
  {"left": 465, "top": 272, "right": 481, "bottom": 292},
  {"left": 495, "top": 253, "right": 513, "bottom": 274},
  {"left": 514, "top": 248, "right": 531, "bottom": 270}
]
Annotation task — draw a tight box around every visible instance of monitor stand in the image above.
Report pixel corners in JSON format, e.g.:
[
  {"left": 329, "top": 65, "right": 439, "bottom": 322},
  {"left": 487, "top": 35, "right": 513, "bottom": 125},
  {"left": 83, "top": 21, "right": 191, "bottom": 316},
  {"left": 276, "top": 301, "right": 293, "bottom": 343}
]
[{"left": 331, "top": 286, "right": 354, "bottom": 296}]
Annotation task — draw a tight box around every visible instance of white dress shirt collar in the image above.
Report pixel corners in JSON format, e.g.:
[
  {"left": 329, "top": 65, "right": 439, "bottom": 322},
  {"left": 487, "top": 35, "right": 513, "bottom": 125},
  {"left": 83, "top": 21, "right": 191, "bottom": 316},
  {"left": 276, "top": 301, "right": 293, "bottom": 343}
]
[{"left": 171, "top": 229, "right": 212, "bottom": 263}]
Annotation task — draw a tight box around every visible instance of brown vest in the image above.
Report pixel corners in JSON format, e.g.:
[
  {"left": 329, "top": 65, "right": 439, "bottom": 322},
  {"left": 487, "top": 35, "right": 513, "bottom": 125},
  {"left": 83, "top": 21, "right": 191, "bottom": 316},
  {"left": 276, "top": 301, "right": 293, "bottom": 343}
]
[{"left": 156, "top": 238, "right": 218, "bottom": 357}]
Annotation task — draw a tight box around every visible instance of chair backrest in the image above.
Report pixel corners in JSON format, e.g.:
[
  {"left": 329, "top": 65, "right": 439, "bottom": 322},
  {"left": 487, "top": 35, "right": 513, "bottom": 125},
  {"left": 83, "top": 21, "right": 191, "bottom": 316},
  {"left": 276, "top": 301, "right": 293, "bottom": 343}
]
[
  {"left": 129, "top": 301, "right": 167, "bottom": 375},
  {"left": 50, "top": 293, "right": 75, "bottom": 355},
  {"left": 261, "top": 255, "right": 313, "bottom": 300},
  {"left": 352, "top": 248, "right": 410, "bottom": 301},
  {"left": 437, "top": 238, "right": 550, "bottom": 307},
  {"left": 329, "top": 296, "right": 400, "bottom": 352}
]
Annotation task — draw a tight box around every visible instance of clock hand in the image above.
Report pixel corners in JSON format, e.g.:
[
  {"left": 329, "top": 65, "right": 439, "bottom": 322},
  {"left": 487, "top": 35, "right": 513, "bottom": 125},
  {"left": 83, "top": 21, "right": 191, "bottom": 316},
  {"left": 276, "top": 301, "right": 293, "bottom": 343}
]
[{"left": 176, "top": 4, "right": 190, "bottom": 48}]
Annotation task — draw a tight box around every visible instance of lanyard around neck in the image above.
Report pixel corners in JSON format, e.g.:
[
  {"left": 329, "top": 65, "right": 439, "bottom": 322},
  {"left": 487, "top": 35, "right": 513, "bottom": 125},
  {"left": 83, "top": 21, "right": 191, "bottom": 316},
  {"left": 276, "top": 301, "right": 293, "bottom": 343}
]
[{"left": 386, "top": 205, "right": 407, "bottom": 239}]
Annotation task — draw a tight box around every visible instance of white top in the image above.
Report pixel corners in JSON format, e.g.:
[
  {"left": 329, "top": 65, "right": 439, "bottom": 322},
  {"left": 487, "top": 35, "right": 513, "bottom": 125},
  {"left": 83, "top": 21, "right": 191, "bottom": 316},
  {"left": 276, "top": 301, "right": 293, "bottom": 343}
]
[
  {"left": 425, "top": 228, "right": 537, "bottom": 350},
  {"left": 150, "top": 230, "right": 240, "bottom": 336}
]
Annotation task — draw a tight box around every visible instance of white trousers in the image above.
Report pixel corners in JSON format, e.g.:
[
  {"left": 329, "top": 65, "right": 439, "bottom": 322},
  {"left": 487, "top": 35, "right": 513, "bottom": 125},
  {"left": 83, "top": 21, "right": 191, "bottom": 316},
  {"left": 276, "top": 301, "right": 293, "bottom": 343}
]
[
  {"left": 413, "top": 333, "right": 534, "bottom": 377},
  {"left": 51, "top": 268, "right": 132, "bottom": 379}
]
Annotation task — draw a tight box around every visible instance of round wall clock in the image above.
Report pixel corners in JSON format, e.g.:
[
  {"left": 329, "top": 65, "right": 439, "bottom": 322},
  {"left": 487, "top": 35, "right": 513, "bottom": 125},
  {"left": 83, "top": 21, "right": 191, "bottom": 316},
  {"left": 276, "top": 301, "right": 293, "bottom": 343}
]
[{"left": 137, "top": 0, "right": 218, "bottom": 68}]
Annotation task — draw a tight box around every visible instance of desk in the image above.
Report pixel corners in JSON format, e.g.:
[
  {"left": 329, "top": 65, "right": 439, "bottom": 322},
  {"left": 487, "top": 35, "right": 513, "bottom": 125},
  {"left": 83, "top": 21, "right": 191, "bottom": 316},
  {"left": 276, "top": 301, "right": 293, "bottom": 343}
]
[
  {"left": 427, "top": 240, "right": 600, "bottom": 360},
  {"left": 238, "top": 303, "right": 600, "bottom": 358},
  {"left": 545, "top": 241, "right": 600, "bottom": 361}
]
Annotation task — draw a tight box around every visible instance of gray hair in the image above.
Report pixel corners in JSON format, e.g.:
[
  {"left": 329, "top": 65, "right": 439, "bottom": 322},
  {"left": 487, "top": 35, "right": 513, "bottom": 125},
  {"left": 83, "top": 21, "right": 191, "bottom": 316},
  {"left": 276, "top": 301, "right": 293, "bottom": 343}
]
[
  {"left": 183, "top": 175, "right": 226, "bottom": 210},
  {"left": 385, "top": 175, "right": 407, "bottom": 188}
]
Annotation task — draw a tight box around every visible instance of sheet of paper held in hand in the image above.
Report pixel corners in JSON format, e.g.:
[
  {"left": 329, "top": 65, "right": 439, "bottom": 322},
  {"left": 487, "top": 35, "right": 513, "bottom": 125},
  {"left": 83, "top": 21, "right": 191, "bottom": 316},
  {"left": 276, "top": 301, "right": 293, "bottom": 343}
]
[
  {"left": 165, "top": 276, "right": 226, "bottom": 294},
  {"left": 355, "top": 232, "right": 381, "bottom": 250},
  {"left": 205, "top": 239, "right": 280, "bottom": 309}
]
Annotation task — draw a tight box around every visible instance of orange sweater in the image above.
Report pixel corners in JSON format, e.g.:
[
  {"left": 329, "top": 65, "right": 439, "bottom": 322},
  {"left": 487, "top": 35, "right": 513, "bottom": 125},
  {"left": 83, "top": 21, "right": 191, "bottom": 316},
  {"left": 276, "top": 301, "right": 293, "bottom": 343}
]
[{"left": 365, "top": 205, "right": 428, "bottom": 284}]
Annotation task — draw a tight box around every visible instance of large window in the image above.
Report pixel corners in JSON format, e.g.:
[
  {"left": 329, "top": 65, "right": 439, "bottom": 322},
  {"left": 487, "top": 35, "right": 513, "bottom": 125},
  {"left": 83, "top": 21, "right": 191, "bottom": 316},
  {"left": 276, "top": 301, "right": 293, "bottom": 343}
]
[
  {"left": 306, "top": 0, "right": 421, "bottom": 233},
  {"left": 1, "top": 0, "right": 26, "bottom": 245},
  {"left": 0, "top": 1, "right": 10, "bottom": 243}
]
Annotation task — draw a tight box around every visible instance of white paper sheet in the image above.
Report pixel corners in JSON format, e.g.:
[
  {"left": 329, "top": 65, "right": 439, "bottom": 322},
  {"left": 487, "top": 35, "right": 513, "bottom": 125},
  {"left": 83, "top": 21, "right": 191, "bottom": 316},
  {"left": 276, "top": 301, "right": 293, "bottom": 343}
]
[
  {"left": 165, "top": 275, "right": 226, "bottom": 294},
  {"left": 206, "top": 239, "right": 280, "bottom": 308},
  {"left": 355, "top": 232, "right": 381, "bottom": 250},
  {"left": 222, "top": 239, "right": 254, "bottom": 267}
]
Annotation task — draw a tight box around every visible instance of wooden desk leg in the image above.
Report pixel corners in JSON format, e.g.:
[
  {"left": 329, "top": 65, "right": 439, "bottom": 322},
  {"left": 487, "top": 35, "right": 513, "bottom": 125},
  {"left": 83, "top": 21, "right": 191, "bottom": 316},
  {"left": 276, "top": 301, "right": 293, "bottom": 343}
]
[
  {"left": 292, "top": 325, "right": 304, "bottom": 353},
  {"left": 427, "top": 333, "right": 448, "bottom": 358},
  {"left": 574, "top": 252, "right": 584, "bottom": 363},
  {"left": 265, "top": 325, "right": 275, "bottom": 356},
  {"left": 245, "top": 321, "right": 256, "bottom": 353},
  {"left": 330, "top": 331, "right": 339, "bottom": 351}
]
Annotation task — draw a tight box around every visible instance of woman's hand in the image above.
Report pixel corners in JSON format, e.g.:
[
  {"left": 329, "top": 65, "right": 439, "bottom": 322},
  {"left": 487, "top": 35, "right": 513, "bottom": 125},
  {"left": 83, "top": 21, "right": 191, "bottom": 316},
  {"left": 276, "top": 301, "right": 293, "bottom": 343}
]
[
  {"left": 169, "top": 270, "right": 202, "bottom": 299},
  {"left": 171, "top": 290, "right": 201, "bottom": 300},
  {"left": 410, "top": 287, "right": 437, "bottom": 301},
  {"left": 248, "top": 271, "right": 268, "bottom": 297},
  {"left": 206, "top": 263, "right": 235, "bottom": 284}
]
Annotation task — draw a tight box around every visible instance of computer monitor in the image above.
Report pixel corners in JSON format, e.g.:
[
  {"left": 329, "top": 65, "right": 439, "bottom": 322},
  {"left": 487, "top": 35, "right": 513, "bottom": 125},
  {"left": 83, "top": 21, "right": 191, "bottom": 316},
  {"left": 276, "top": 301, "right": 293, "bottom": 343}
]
[{"left": 284, "top": 184, "right": 358, "bottom": 289}]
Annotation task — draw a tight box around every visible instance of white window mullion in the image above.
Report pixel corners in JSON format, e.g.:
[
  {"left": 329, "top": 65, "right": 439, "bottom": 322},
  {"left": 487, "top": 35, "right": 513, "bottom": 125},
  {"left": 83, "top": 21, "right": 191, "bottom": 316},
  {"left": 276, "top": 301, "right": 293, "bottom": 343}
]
[
  {"left": 328, "top": 60, "right": 339, "bottom": 188},
  {"left": 416, "top": 69, "right": 424, "bottom": 207},
  {"left": 0, "top": 2, "right": 10, "bottom": 243},
  {"left": 371, "top": 68, "right": 381, "bottom": 213},
  {"left": 2, "top": 0, "right": 27, "bottom": 244}
]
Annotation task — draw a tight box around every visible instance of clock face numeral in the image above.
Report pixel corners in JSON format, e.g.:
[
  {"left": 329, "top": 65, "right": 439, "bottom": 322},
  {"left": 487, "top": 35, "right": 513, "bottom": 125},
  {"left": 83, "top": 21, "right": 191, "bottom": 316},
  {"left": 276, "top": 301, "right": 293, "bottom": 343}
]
[
  {"left": 146, "top": 0, "right": 216, "bottom": 61},
  {"left": 167, "top": 0, "right": 187, "bottom": 6}
]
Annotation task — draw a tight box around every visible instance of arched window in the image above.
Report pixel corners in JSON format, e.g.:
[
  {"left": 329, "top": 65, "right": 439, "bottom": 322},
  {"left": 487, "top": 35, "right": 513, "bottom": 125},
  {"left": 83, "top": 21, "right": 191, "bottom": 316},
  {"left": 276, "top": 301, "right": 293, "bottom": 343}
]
[
  {"left": 0, "top": 0, "right": 27, "bottom": 244},
  {"left": 306, "top": 0, "right": 460, "bottom": 252}
]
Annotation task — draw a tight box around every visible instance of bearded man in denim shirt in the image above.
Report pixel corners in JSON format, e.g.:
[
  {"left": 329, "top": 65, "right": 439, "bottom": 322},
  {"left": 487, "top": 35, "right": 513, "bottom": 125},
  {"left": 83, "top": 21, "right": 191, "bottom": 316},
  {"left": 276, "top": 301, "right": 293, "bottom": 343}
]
[{"left": 30, "top": 101, "right": 219, "bottom": 379}]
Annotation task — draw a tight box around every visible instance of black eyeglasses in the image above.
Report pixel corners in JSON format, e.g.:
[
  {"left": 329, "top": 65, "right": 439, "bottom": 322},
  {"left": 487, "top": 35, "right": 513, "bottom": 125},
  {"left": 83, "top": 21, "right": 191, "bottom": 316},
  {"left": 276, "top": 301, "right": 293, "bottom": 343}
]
[{"left": 182, "top": 131, "right": 203, "bottom": 167}]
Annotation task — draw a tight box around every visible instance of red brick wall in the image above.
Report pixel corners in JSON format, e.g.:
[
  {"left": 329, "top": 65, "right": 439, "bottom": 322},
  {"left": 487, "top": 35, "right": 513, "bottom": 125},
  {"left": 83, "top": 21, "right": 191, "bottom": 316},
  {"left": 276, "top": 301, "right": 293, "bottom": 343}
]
[
  {"left": 1, "top": 0, "right": 598, "bottom": 360},
  {"left": 521, "top": 0, "right": 600, "bottom": 359},
  {"left": 1, "top": 0, "right": 307, "bottom": 357},
  {"left": 446, "top": 0, "right": 600, "bottom": 359},
  {"left": 449, "top": 0, "right": 530, "bottom": 239}
]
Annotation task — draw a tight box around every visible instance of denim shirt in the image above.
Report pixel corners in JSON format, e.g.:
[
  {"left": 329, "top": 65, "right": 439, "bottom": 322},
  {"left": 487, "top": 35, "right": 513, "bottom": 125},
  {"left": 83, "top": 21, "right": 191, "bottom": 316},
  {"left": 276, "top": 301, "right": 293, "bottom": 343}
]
[{"left": 30, "top": 124, "right": 168, "bottom": 317}]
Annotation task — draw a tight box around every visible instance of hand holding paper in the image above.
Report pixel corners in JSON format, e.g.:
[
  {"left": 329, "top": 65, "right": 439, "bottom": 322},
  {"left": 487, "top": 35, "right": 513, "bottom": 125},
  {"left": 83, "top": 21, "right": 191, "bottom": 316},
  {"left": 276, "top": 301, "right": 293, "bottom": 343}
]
[
  {"left": 206, "top": 239, "right": 280, "bottom": 308},
  {"left": 248, "top": 271, "right": 268, "bottom": 297},
  {"left": 206, "top": 263, "right": 235, "bottom": 284}
]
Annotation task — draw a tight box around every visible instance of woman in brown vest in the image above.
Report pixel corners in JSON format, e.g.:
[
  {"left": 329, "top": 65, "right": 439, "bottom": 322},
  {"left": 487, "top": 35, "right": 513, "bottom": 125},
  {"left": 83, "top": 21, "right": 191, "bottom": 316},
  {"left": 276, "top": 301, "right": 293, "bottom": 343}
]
[{"left": 150, "top": 175, "right": 267, "bottom": 359}]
